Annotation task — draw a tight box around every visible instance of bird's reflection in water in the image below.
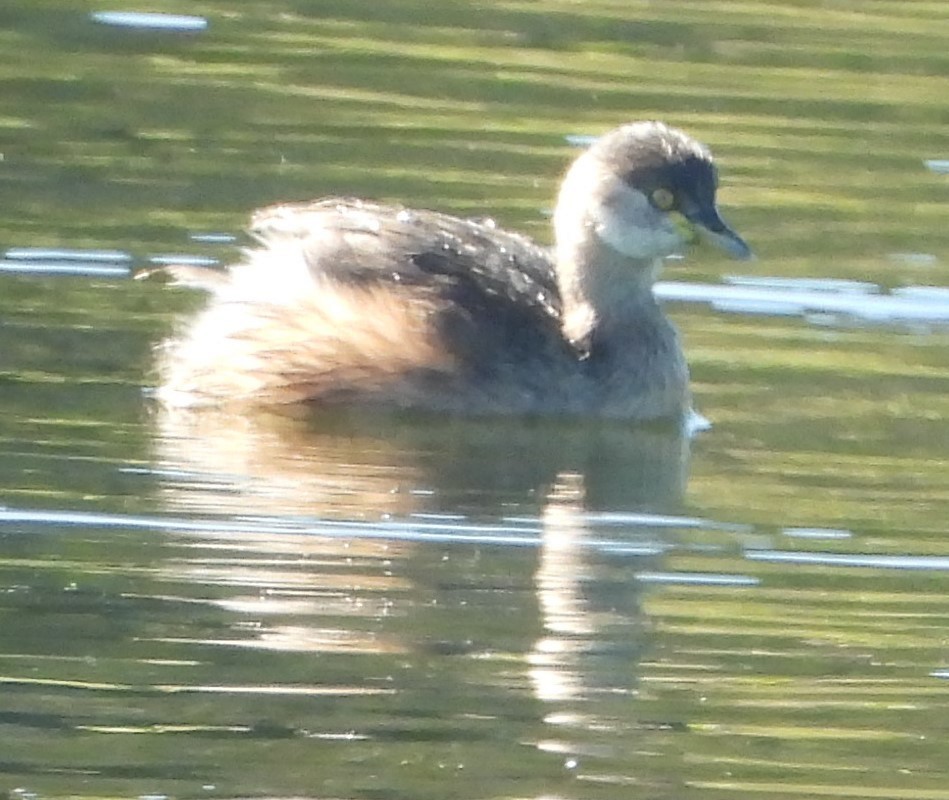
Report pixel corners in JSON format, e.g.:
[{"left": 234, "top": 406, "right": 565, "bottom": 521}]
[
  {"left": 151, "top": 405, "right": 690, "bottom": 780},
  {"left": 152, "top": 405, "right": 688, "bottom": 519}
]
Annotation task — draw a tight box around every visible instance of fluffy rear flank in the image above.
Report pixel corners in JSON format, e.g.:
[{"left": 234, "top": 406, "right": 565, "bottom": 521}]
[{"left": 157, "top": 252, "right": 451, "bottom": 408}]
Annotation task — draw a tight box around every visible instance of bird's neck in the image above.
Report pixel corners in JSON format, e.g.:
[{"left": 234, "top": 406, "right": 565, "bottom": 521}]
[
  {"left": 551, "top": 154, "right": 667, "bottom": 350},
  {"left": 555, "top": 227, "right": 663, "bottom": 351}
]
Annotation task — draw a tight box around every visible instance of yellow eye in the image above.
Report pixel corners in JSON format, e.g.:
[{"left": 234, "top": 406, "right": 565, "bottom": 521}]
[{"left": 651, "top": 188, "right": 675, "bottom": 211}]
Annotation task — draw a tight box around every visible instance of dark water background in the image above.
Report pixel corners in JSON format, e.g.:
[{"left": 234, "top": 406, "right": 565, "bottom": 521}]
[{"left": 1, "top": 2, "right": 948, "bottom": 799}]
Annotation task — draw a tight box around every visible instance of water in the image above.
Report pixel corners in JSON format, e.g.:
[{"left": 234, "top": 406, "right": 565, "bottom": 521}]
[{"left": 1, "top": 1, "right": 949, "bottom": 798}]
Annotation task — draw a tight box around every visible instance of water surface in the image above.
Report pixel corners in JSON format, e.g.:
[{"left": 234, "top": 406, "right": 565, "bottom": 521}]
[{"left": 1, "top": 2, "right": 948, "bottom": 799}]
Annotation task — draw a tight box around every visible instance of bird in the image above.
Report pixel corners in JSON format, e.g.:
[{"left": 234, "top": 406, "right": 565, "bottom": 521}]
[{"left": 155, "top": 121, "right": 751, "bottom": 421}]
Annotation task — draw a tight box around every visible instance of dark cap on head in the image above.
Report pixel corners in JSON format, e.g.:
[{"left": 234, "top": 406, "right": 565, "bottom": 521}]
[{"left": 590, "top": 121, "right": 751, "bottom": 260}]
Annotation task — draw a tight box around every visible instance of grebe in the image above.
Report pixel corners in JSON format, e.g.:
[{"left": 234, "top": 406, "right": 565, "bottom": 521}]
[{"left": 156, "top": 121, "right": 751, "bottom": 420}]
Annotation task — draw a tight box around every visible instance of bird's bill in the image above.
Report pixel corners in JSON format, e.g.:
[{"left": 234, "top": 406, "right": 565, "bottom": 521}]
[{"left": 683, "top": 204, "right": 753, "bottom": 261}]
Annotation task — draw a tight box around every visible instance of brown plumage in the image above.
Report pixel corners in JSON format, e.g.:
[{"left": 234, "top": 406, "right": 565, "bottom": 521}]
[{"left": 156, "top": 121, "right": 751, "bottom": 420}]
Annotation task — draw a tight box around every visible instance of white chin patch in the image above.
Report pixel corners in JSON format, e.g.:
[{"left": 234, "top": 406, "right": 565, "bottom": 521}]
[{"left": 592, "top": 179, "right": 683, "bottom": 260}]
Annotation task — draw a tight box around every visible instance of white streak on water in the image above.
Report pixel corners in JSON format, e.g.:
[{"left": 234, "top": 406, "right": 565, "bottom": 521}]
[
  {"left": 636, "top": 571, "right": 759, "bottom": 586},
  {"left": 148, "top": 255, "right": 220, "bottom": 267},
  {"left": 0, "top": 506, "right": 719, "bottom": 556},
  {"left": 0, "top": 260, "right": 129, "bottom": 277},
  {"left": 90, "top": 12, "right": 209, "bottom": 32},
  {"left": 746, "top": 550, "right": 949, "bottom": 570},
  {"left": 5, "top": 247, "right": 131, "bottom": 263},
  {"left": 656, "top": 280, "right": 949, "bottom": 325}
]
